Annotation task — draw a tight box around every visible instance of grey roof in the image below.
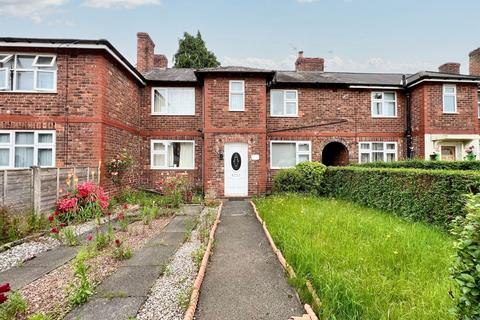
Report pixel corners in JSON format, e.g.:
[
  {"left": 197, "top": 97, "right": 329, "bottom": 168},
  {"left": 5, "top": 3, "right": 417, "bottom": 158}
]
[
  {"left": 143, "top": 68, "right": 197, "bottom": 82},
  {"left": 405, "top": 71, "right": 480, "bottom": 86},
  {"left": 196, "top": 66, "right": 274, "bottom": 74},
  {"left": 275, "top": 71, "right": 405, "bottom": 86}
]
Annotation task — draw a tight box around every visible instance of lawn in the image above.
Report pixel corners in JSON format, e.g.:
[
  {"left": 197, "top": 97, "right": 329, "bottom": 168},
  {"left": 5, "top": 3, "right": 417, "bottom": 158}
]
[{"left": 254, "top": 194, "right": 456, "bottom": 320}]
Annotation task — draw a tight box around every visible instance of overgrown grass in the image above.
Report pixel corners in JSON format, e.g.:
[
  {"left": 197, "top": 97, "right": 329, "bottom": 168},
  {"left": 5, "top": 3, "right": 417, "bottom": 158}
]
[
  {"left": 254, "top": 194, "right": 455, "bottom": 320},
  {"left": 0, "top": 207, "right": 49, "bottom": 246}
]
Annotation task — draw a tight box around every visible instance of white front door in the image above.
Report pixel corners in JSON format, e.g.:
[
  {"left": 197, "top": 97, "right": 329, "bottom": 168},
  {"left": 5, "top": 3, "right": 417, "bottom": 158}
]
[{"left": 224, "top": 143, "right": 248, "bottom": 197}]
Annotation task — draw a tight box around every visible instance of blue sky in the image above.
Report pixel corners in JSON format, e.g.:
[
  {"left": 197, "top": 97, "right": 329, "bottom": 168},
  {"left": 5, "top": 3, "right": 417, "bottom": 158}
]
[{"left": 1, "top": 0, "right": 479, "bottom": 73}]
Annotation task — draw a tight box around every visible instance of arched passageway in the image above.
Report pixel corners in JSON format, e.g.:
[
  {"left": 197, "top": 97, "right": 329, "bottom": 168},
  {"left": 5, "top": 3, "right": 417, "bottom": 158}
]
[{"left": 322, "top": 142, "right": 349, "bottom": 166}]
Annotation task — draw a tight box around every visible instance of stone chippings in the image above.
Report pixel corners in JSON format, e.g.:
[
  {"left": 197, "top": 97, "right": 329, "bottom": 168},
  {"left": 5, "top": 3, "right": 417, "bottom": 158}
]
[
  {"left": 137, "top": 207, "right": 215, "bottom": 320},
  {"left": 0, "top": 236, "right": 60, "bottom": 273}
]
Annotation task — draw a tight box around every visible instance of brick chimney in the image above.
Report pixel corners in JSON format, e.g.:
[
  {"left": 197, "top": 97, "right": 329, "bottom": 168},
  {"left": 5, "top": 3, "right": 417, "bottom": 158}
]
[
  {"left": 153, "top": 54, "right": 168, "bottom": 69},
  {"left": 295, "top": 51, "right": 324, "bottom": 72},
  {"left": 136, "top": 32, "right": 155, "bottom": 73},
  {"left": 438, "top": 62, "right": 460, "bottom": 74},
  {"left": 469, "top": 48, "right": 480, "bottom": 76}
]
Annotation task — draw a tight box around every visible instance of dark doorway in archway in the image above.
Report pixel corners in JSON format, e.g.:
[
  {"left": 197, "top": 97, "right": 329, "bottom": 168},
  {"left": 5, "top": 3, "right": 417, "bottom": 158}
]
[{"left": 322, "top": 142, "right": 349, "bottom": 166}]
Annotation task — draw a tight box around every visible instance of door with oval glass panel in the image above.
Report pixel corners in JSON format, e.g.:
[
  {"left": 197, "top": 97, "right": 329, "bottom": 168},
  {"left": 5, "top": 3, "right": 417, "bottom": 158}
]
[
  {"left": 441, "top": 146, "right": 456, "bottom": 161},
  {"left": 224, "top": 143, "right": 248, "bottom": 197}
]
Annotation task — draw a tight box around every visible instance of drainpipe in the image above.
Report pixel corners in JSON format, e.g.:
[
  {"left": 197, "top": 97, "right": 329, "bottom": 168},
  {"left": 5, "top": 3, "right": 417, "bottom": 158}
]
[{"left": 403, "top": 75, "right": 413, "bottom": 159}]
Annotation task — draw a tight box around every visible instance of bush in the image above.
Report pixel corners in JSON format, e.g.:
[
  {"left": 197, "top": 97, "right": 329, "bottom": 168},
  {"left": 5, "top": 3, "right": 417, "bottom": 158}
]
[
  {"left": 322, "top": 166, "right": 480, "bottom": 229},
  {"left": 272, "top": 162, "right": 327, "bottom": 194},
  {"left": 451, "top": 194, "right": 480, "bottom": 319},
  {"left": 352, "top": 159, "right": 480, "bottom": 171}
]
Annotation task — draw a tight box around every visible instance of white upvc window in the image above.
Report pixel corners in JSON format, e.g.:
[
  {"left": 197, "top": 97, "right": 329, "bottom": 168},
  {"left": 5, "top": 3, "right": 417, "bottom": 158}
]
[
  {"left": 270, "top": 141, "right": 311, "bottom": 169},
  {"left": 371, "top": 91, "right": 397, "bottom": 117},
  {"left": 271, "top": 90, "right": 298, "bottom": 117},
  {"left": 0, "top": 130, "right": 55, "bottom": 169},
  {"left": 150, "top": 140, "right": 195, "bottom": 169},
  {"left": 151, "top": 87, "right": 195, "bottom": 115},
  {"left": 477, "top": 91, "right": 480, "bottom": 118},
  {"left": 229, "top": 80, "right": 245, "bottom": 111},
  {"left": 0, "top": 53, "right": 57, "bottom": 92},
  {"left": 359, "top": 142, "right": 397, "bottom": 163},
  {"left": 443, "top": 84, "right": 457, "bottom": 113}
]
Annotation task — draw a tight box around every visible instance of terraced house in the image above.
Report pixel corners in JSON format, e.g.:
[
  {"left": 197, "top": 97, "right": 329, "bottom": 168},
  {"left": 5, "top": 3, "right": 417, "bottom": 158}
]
[{"left": 1, "top": 33, "right": 480, "bottom": 197}]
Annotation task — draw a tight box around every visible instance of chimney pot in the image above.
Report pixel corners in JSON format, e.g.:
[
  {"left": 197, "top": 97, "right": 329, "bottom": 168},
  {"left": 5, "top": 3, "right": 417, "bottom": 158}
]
[
  {"left": 438, "top": 62, "right": 460, "bottom": 74},
  {"left": 298, "top": 51, "right": 304, "bottom": 58}
]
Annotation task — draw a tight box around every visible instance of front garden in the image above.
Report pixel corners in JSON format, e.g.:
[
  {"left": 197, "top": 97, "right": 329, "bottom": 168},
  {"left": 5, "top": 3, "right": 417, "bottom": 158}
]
[{"left": 262, "top": 161, "right": 480, "bottom": 320}]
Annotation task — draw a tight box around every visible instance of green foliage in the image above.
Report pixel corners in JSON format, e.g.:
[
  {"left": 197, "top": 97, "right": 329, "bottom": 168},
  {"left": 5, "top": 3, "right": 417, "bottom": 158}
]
[
  {"left": 323, "top": 166, "right": 480, "bottom": 229},
  {"left": 173, "top": 31, "right": 220, "bottom": 68},
  {"left": 106, "top": 148, "right": 134, "bottom": 185},
  {"left": 27, "top": 313, "right": 51, "bottom": 320},
  {"left": 272, "top": 162, "right": 327, "bottom": 194},
  {"left": 0, "top": 291, "right": 27, "bottom": 320},
  {"left": 254, "top": 195, "right": 455, "bottom": 320},
  {"left": 450, "top": 194, "right": 480, "bottom": 319},
  {"left": 112, "top": 240, "right": 132, "bottom": 261},
  {"left": 0, "top": 207, "right": 49, "bottom": 245},
  {"left": 94, "top": 229, "right": 111, "bottom": 250},
  {"left": 192, "top": 246, "right": 205, "bottom": 269},
  {"left": 74, "top": 202, "right": 103, "bottom": 224},
  {"left": 69, "top": 260, "right": 93, "bottom": 306},
  {"left": 352, "top": 159, "right": 480, "bottom": 171},
  {"left": 60, "top": 227, "right": 78, "bottom": 246},
  {"left": 75, "top": 244, "right": 98, "bottom": 263}
]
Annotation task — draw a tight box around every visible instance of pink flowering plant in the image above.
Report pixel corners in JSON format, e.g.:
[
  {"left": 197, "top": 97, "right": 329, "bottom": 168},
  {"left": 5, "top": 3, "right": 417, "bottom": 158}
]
[
  {"left": 106, "top": 148, "right": 134, "bottom": 185},
  {"left": 51, "top": 180, "right": 110, "bottom": 229},
  {"left": 464, "top": 145, "right": 477, "bottom": 161},
  {"left": 154, "top": 174, "right": 193, "bottom": 208}
]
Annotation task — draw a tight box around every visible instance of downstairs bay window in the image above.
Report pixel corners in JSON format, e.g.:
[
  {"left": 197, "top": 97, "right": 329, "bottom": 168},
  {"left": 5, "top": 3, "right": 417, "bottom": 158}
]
[
  {"left": 270, "top": 141, "right": 311, "bottom": 169},
  {"left": 359, "top": 142, "right": 397, "bottom": 163},
  {"left": 0, "top": 131, "right": 55, "bottom": 168},
  {"left": 150, "top": 140, "right": 195, "bottom": 169}
]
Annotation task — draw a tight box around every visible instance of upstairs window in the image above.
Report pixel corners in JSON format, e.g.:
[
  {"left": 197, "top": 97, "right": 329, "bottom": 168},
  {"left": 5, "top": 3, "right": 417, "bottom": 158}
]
[
  {"left": 371, "top": 92, "right": 396, "bottom": 117},
  {"left": 270, "top": 141, "right": 311, "bottom": 169},
  {"left": 0, "top": 131, "right": 55, "bottom": 169},
  {"left": 152, "top": 87, "right": 195, "bottom": 115},
  {"left": 229, "top": 80, "right": 245, "bottom": 111},
  {"left": 150, "top": 140, "right": 195, "bottom": 169},
  {"left": 359, "top": 142, "right": 396, "bottom": 163},
  {"left": 271, "top": 90, "right": 298, "bottom": 116},
  {"left": 443, "top": 84, "right": 457, "bottom": 113},
  {"left": 0, "top": 54, "right": 57, "bottom": 92}
]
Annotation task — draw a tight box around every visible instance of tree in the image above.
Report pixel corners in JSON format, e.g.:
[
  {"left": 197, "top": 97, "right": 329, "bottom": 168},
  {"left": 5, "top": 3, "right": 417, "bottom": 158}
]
[{"left": 173, "top": 31, "right": 220, "bottom": 68}]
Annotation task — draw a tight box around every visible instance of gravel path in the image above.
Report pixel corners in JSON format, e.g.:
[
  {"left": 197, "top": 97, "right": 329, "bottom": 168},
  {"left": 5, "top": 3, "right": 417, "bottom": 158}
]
[
  {"left": 0, "top": 237, "right": 60, "bottom": 272},
  {"left": 137, "top": 207, "right": 216, "bottom": 320}
]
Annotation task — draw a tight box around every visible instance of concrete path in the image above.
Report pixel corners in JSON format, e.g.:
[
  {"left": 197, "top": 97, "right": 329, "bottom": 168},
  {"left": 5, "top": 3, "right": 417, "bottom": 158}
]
[
  {"left": 65, "top": 205, "right": 201, "bottom": 320},
  {"left": 195, "top": 200, "right": 303, "bottom": 320}
]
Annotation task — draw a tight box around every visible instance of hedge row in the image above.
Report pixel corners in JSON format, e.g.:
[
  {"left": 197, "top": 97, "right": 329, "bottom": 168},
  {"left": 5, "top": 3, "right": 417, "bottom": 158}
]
[
  {"left": 322, "top": 166, "right": 480, "bottom": 229},
  {"left": 351, "top": 159, "right": 480, "bottom": 171}
]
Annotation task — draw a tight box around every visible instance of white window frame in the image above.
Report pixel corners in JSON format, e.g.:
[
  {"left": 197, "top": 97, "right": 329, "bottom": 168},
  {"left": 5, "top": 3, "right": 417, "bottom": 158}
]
[
  {"left": 270, "top": 140, "right": 311, "bottom": 169},
  {"left": 32, "top": 55, "right": 56, "bottom": 67},
  {"left": 0, "top": 67, "right": 8, "bottom": 90},
  {"left": 371, "top": 91, "right": 397, "bottom": 118},
  {"left": 270, "top": 89, "right": 298, "bottom": 117},
  {"left": 477, "top": 91, "right": 480, "bottom": 119},
  {"left": 151, "top": 87, "right": 196, "bottom": 116},
  {"left": 0, "top": 130, "right": 56, "bottom": 169},
  {"left": 442, "top": 84, "right": 457, "bottom": 113},
  {"left": 229, "top": 80, "right": 245, "bottom": 111},
  {"left": 358, "top": 141, "right": 397, "bottom": 163},
  {"left": 150, "top": 140, "right": 195, "bottom": 170},
  {"left": 0, "top": 53, "right": 58, "bottom": 93}
]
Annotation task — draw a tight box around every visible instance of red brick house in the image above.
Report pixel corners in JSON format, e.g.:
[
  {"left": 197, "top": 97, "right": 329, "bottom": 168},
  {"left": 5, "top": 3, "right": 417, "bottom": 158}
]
[{"left": 1, "top": 33, "right": 479, "bottom": 197}]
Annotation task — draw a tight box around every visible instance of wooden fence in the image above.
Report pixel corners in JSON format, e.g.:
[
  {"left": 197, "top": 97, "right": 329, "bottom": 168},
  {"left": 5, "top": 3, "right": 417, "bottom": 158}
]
[{"left": 0, "top": 166, "right": 100, "bottom": 214}]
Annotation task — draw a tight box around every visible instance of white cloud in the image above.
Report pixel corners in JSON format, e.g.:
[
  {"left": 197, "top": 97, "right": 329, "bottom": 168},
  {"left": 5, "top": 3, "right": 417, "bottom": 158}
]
[
  {"left": 221, "top": 54, "right": 436, "bottom": 73},
  {"left": 82, "top": 0, "right": 159, "bottom": 8},
  {"left": 0, "top": 0, "right": 67, "bottom": 23},
  {"left": 296, "top": 0, "right": 320, "bottom": 3}
]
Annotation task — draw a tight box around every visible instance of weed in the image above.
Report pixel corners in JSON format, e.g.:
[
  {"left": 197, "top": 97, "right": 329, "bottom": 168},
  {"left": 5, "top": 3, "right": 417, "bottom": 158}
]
[
  {"left": 75, "top": 244, "right": 98, "bottom": 263},
  {"left": 177, "top": 286, "right": 193, "bottom": 311},
  {"left": 69, "top": 260, "right": 93, "bottom": 306},
  {"left": 60, "top": 228, "right": 78, "bottom": 246},
  {"left": 26, "top": 313, "right": 52, "bottom": 320},
  {"left": 112, "top": 239, "right": 132, "bottom": 261},
  {"left": 0, "top": 291, "right": 28, "bottom": 320},
  {"left": 191, "top": 246, "right": 205, "bottom": 269}
]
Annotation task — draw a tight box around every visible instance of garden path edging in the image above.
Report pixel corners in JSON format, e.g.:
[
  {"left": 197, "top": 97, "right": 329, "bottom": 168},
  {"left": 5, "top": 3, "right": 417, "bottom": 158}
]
[
  {"left": 250, "top": 200, "right": 320, "bottom": 320},
  {"left": 183, "top": 201, "right": 223, "bottom": 320}
]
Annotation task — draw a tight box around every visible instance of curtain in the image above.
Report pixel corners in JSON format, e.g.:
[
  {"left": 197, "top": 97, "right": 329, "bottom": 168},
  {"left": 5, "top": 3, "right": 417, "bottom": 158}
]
[
  {"left": 36, "top": 71, "right": 54, "bottom": 90},
  {"left": 167, "top": 143, "right": 175, "bottom": 167},
  {"left": 229, "top": 93, "right": 244, "bottom": 110},
  {"left": 38, "top": 149, "right": 52, "bottom": 166},
  {"left": 168, "top": 89, "right": 195, "bottom": 115},
  {"left": 15, "top": 147, "right": 33, "bottom": 168},
  {"left": 271, "top": 91, "right": 284, "bottom": 115},
  {"left": 15, "top": 132, "right": 34, "bottom": 144},
  {"left": 154, "top": 89, "right": 167, "bottom": 113},
  {"left": 272, "top": 143, "right": 296, "bottom": 168},
  {"left": 0, "top": 149, "right": 9, "bottom": 166},
  {"left": 179, "top": 143, "right": 194, "bottom": 168}
]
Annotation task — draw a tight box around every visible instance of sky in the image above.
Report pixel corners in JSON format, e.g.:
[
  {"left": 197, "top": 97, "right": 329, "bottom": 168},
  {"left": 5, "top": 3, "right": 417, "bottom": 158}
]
[{"left": 1, "top": 0, "right": 480, "bottom": 73}]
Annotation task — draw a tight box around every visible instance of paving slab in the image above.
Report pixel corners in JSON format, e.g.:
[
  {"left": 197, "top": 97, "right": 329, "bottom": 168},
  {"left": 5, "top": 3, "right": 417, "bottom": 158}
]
[
  {"left": 0, "top": 266, "right": 53, "bottom": 290},
  {"left": 195, "top": 200, "right": 304, "bottom": 320},
  {"left": 65, "top": 211, "right": 198, "bottom": 320}
]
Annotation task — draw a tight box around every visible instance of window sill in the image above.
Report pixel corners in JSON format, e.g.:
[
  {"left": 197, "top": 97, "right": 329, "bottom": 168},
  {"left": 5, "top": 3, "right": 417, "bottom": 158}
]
[
  {"left": 0, "top": 90, "right": 57, "bottom": 94},
  {"left": 371, "top": 115, "right": 398, "bottom": 118},
  {"left": 150, "top": 113, "right": 196, "bottom": 116},
  {"left": 443, "top": 112, "right": 459, "bottom": 114},
  {"left": 150, "top": 167, "right": 196, "bottom": 170},
  {"left": 270, "top": 115, "right": 299, "bottom": 118},
  {"left": 228, "top": 109, "right": 245, "bottom": 112}
]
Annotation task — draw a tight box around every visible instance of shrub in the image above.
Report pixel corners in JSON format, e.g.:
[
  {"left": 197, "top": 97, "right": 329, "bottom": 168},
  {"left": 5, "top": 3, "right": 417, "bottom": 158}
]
[
  {"left": 0, "top": 287, "right": 27, "bottom": 320},
  {"left": 322, "top": 166, "right": 480, "bottom": 229},
  {"left": 106, "top": 148, "right": 134, "bottom": 185},
  {"left": 155, "top": 175, "right": 193, "bottom": 207},
  {"left": 272, "top": 162, "right": 326, "bottom": 194},
  {"left": 352, "top": 159, "right": 480, "bottom": 171},
  {"left": 450, "top": 194, "right": 480, "bottom": 319}
]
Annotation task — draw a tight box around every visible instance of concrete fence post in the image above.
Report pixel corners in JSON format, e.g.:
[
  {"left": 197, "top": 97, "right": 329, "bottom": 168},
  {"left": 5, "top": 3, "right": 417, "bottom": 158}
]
[
  {"left": 2, "top": 170, "right": 6, "bottom": 207},
  {"left": 32, "top": 166, "right": 41, "bottom": 214},
  {"left": 56, "top": 167, "right": 60, "bottom": 200}
]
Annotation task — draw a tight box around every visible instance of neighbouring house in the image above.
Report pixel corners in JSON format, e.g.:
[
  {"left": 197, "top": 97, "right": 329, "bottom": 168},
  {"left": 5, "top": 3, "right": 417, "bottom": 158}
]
[{"left": 0, "top": 33, "right": 479, "bottom": 197}]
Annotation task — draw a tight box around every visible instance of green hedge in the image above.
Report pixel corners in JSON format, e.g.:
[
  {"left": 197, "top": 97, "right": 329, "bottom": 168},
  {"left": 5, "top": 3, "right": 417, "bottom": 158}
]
[
  {"left": 323, "top": 167, "right": 480, "bottom": 229},
  {"left": 352, "top": 159, "right": 480, "bottom": 171},
  {"left": 273, "top": 162, "right": 327, "bottom": 194}
]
